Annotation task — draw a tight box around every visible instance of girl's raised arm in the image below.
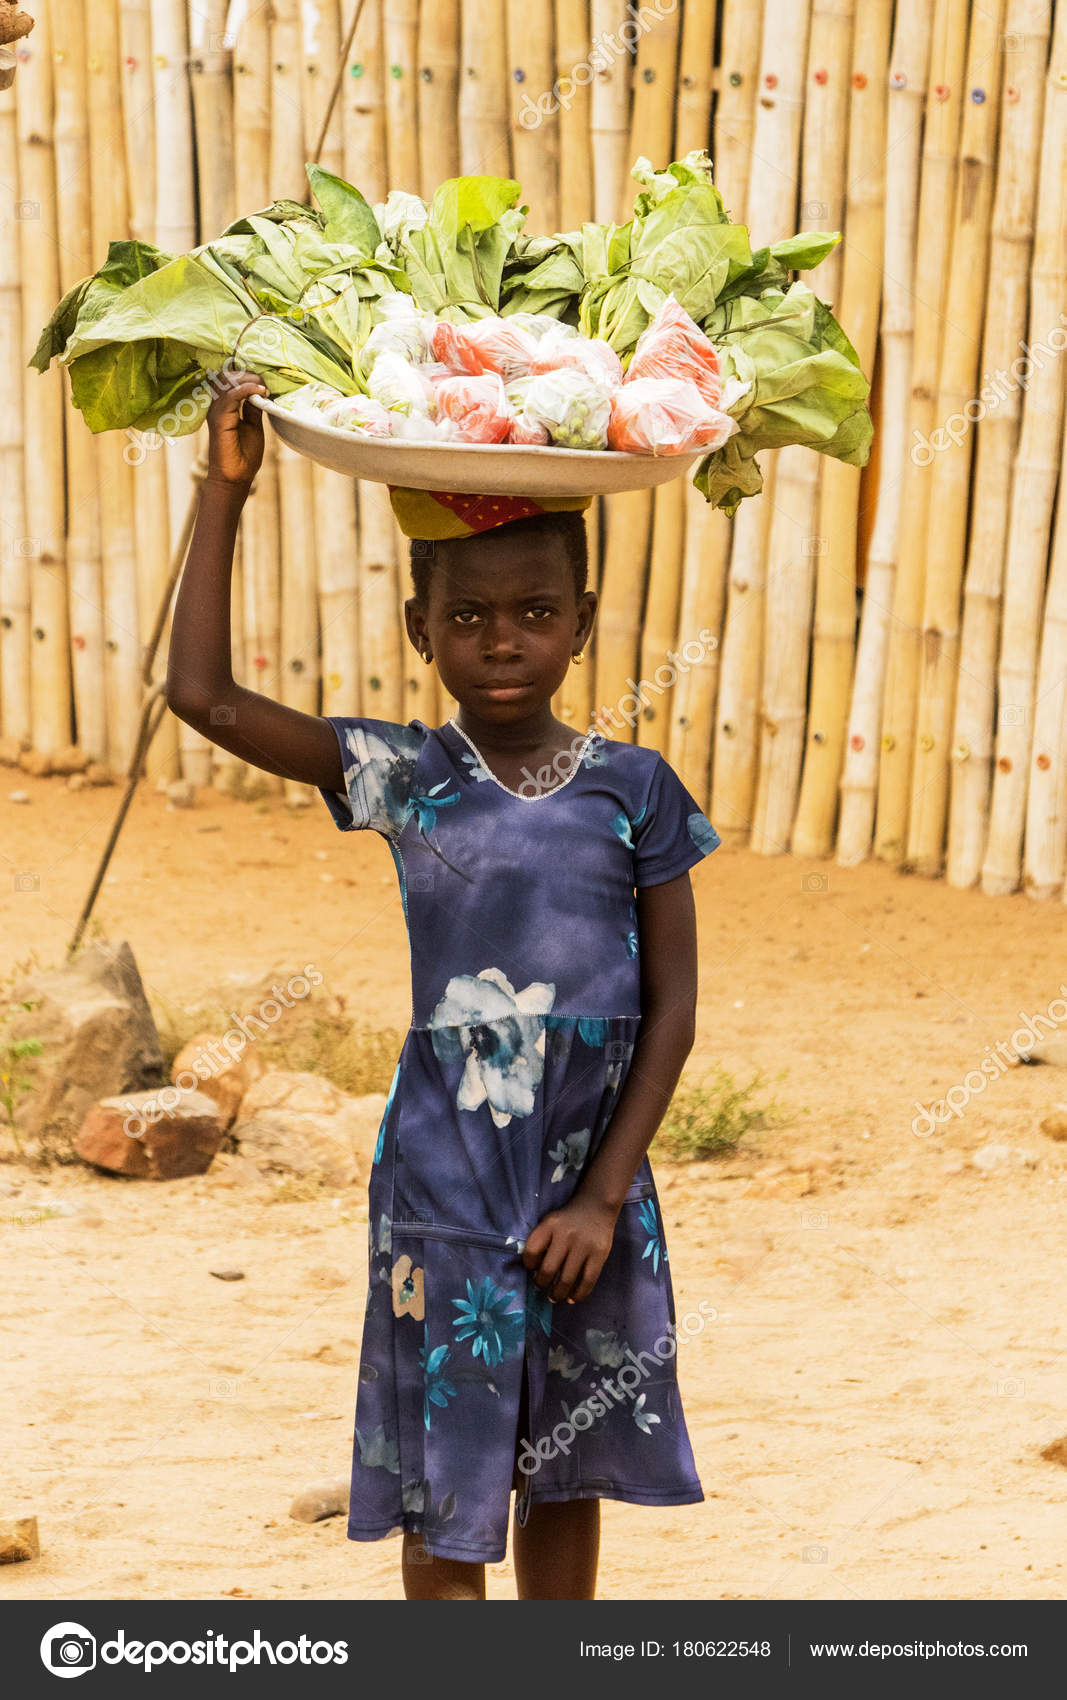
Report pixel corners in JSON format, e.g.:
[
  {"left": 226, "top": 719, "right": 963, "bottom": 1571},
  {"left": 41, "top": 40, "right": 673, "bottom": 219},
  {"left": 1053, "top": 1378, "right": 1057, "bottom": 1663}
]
[{"left": 164, "top": 370, "right": 344, "bottom": 793}]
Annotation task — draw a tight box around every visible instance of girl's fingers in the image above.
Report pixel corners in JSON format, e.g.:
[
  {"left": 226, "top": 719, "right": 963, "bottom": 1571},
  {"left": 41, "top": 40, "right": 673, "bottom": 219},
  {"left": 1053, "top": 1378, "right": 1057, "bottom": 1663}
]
[{"left": 549, "top": 1247, "right": 587, "bottom": 1304}]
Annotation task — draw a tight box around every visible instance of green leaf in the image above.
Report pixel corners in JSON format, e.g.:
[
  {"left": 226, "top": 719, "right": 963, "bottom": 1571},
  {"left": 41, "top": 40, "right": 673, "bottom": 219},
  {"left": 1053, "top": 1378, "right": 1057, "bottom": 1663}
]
[
  {"left": 305, "top": 164, "right": 381, "bottom": 254},
  {"left": 770, "top": 231, "right": 841, "bottom": 273}
]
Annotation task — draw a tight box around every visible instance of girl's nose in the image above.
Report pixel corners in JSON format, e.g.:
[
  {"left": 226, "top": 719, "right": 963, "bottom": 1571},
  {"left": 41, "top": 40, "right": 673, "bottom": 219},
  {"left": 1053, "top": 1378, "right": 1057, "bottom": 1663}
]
[{"left": 482, "top": 616, "right": 522, "bottom": 656}]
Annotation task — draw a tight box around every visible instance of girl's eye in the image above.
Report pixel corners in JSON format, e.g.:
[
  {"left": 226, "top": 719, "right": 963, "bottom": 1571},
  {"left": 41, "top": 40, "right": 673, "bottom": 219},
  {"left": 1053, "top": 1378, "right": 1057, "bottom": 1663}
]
[
  {"left": 525, "top": 606, "right": 555, "bottom": 620},
  {"left": 451, "top": 610, "right": 483, "bottom": 625}
]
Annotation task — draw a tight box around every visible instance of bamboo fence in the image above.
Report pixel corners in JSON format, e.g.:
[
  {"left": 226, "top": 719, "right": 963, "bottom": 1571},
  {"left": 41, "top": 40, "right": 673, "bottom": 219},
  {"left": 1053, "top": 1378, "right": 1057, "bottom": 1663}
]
[{"left": 3, "top": 1, "right": 1067, "bottom": 901}]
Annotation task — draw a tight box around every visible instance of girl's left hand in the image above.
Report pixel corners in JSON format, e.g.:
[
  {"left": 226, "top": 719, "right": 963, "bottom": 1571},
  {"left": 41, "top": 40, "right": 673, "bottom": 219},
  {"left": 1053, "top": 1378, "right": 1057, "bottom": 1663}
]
[{"left": 521, "top": 1194, "right": 619, "bottom": 1305}]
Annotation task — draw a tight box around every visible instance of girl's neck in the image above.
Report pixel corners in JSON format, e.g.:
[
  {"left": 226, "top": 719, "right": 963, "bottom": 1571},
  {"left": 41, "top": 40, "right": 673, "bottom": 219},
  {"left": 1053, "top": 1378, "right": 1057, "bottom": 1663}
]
[{"left": 450, "top": 703, "right": 562, "bottom": 754}]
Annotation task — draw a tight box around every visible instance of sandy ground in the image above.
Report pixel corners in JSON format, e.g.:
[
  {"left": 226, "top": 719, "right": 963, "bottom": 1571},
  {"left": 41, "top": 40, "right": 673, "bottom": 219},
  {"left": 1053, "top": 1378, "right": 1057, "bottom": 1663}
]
[{"left": 2, "top": 769, "right": 1067, "bottom": 1601}]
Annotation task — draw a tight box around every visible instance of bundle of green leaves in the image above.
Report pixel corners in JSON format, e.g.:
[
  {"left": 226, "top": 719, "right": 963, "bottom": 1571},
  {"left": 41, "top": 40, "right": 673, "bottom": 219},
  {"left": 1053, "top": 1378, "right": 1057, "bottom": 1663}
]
[{"left": 32, "top": 152, "right": 872, "bottom": 512}]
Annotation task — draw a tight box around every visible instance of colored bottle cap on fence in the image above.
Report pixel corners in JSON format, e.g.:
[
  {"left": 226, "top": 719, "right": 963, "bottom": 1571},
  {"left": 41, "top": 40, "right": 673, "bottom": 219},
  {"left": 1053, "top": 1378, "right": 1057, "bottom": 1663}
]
[{"left": 388, "top": 487, "right": 592, "bottom": 540}]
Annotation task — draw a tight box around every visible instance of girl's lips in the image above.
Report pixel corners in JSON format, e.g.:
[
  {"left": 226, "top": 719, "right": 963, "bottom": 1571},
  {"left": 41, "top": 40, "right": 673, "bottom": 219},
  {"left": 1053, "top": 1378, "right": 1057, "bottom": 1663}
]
[{"left": 478, "top": 681, "right": 531, "bottom": 697}]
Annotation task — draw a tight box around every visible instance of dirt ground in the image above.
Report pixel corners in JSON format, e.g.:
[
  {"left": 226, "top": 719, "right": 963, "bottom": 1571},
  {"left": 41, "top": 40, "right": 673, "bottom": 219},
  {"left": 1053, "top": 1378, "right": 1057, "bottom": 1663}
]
[{"left": 2, "top": 768, "right": 1067, "bottom": 1601}]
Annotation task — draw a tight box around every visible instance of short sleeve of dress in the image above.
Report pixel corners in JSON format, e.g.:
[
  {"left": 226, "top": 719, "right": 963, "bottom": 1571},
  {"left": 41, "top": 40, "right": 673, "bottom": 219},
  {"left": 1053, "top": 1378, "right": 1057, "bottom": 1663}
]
[
  {"left": 631, "top": 754, "right": 722, "bottom": 887},
  {"left": 318, "top": 716, "right": 428, "bottom": 834}
]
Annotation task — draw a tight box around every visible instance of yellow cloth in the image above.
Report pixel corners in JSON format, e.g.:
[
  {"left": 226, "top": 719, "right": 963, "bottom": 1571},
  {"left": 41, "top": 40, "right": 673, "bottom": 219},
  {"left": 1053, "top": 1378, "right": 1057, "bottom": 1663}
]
[{"left": 387, "top": 485, "right": 592, "bottom": 540}]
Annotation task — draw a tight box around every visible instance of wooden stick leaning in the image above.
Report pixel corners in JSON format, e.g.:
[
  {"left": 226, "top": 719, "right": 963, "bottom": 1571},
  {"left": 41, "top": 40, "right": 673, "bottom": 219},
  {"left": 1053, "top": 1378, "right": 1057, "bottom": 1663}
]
[
  {"left": 947, "top": 0, "right": 1051, "bottom": 889},
  {"left": 382, "top": 0, "right": 419, "bottom": 190},
  {"left": 983, "top": 6, "right": 1067, "bottom": 894},
  {"left": 673, "top": 0, "right": 714, "bottom": 158},
  {"left": 791, "top": 0, "right": 890, "bottom": 859},
  {"left": 906, "top": 0, "right": 1007, "bottom": 876},
  {"left": 711, "top": 0, "right": 811, "bottom": 847},
  {"left": 459, "top": 0, "right": 510, "bottom": 176},
  {"left": 417, "top": 0, "right": 460, "bottom": 195},
  {"left": 590, "top": 1, "right": 632, "bottom": 228},
  {"left": 836, "top": 0, "right": 933, "bottom": 865},
  {"left": 752, "top": 0, "right": 854, "bottom": 857},
  {"left": 872, "top": 0, "right": 970, "bottom": 862}
]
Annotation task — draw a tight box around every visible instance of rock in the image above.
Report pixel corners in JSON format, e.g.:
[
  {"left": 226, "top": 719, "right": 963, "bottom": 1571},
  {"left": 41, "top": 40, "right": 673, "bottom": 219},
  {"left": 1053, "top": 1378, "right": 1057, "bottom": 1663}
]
[
  {"left": 0, "top": 1516, "right": 39, "bottom": 1564},
  {"left": 166, "top": 780, "right": 197, "bottom": 808},
  {"left": 50, "top": 745, "right": 90, "bottom": 775},
  {"left": 1039, "top": 1107, "right": 1067, "bottom": 1141},
  {"left": 85, "top": 763, "right": 114, "bottom": 785},
  {"left": 18, "top": 750, "right": 51, "bottom": 777},
  {"left": 74, "top": 1089, "right": 226, "bottom": 1179},
  {"left": 5, "top": 940, "right": 165, "bottom": 1161},
  {"left": 67, "top": 773, "right": 88, "bottom": 792},
  {"left": 757, "top": 1169, "right": 815, "bottom": 1199},
  {"left": 970, "top": 1142, "right": 1040, "bottom": 1173},
  {"left": 209, "top": 1268, "right": 245, "bottom": 1281},
  {"left": 170, "top": 1030, "right": 266, "bottom": 1129},
  {"left": 787, "top": 1149, "right": 834, "bottom": 1175},
  {"left": 1040, "top": 1435, "right": 1067, "bottom": 1468},
  {"left": 8, "top": 789, "right": 29, "bottom": 804},
  {"left": 0, "top": 736, "right": 28, "bottom": 766},
  {"left": 231, "top": 1073, "right": 384, "bottom": 1188},
  {"left": 289, "top": 1476, "right": 350, "bottom": 1523}
]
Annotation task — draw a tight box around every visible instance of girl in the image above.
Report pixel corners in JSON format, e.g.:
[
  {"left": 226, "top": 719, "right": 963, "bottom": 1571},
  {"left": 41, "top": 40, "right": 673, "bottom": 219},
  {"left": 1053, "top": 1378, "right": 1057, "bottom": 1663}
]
[{"left": 167, "top": 370, "right": 721, "bottom": 1601}]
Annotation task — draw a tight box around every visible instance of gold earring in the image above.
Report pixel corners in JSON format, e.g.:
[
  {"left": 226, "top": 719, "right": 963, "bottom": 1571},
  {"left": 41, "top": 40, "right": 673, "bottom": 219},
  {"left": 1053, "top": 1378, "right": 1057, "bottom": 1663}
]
[
  {"left": 422, "top": 650, "right": 433, "bottom": 665},
  {"left": 571, "top": 650, "right": 584, "bottom": 665}
]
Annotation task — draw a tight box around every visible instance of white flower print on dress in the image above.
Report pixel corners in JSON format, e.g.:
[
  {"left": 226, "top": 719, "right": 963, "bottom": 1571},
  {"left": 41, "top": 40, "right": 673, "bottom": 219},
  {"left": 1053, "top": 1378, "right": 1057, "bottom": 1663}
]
[{"left": 428, "top": 966, "right": 556, "bottom": 1128}]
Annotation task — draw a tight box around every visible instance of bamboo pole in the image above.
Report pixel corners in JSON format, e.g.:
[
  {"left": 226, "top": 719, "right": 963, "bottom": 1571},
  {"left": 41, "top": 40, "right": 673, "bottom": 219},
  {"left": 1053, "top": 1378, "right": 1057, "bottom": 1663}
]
[
  {"left": 342, "top": 0, "right": 403, "bottom": 726},
  {"left": 272, "top": 0, "right": 319, "bottom": 805},
  {"left": 1030, "top": 427, "right": 1067, "bottom": 901},
  {"left": 190, "top": 0, "right": 248, "bottom": 795},
  {"left": 118, "top": 0, "right": 179, "bottom": 787},
  {"left": 552, "top": 0, "right": 592, "bottom": 233},
  {"left": 836, "top": 0, "right": 934, "bottom": 865},
  {"left": 383, "top": 0, "right": 419, "bottom": 190},
  {"left": 54, "top": 0, "right": 106, "bottom": 765},
  {"left": 674, "top": 0, "right": 715, "bottom": 159},
  {"left": 872, "top": 0, "right": 970, "bottom": 862},
  {"left": 595, "top": 488, "right": 653, "bottom": 737},
  {"left": 152, "top": 0, "right": 212, "bottom": 787},
  {"left": 752, "top": 0, "right": 854, "bottom": 856},
  {"left": 90, "top": 0, "right": 142, "bottom": 776},
  {"left": 0, "top": 78, "right": 30, "bottom": 746},
  {"left": 507, "top": 0, "right": 559, "bottom": 233},
  {"left": 711, "top": 0, "right": 811, "bottom": 847},
  {"left": 627, "top": 0, "right": 680, "bottom": 168},
  {"left": 231, "top": 0, "right": 283, "bottom": 796},
  {"left": 790, "top": 0, "right": 890, "bottom": 858},
  {"left": 417, "top": 0, "right": 460, "bottom": 193},
  {"left": 630, "top": 1, "right": 681, "bottom": 753},
  {"left": 637, "top": 476, "right": 685, "bottom": 753},
  {"left": 459, "top": 0, "right": 510, "bottom": 177},
  {"left": 983, "top": 6, "right": 1067, "bottom": 895},
  {"left": 666, "top": 0, "right": 763, "bottom": 808},
  {"left": 906, "top": 0, "right": 1006, "bottom": 876},
  {"left": 947, "top": 0, "right": 1050, "bottom": 888},
  {"left": 590, "top": 1, "right": 631, "bottom": 225},
  {"left": 117, "top": 0, "right": 155, "bottom": 243},
  {"left": 668, "top": 483, "right": 731, "bottom": 806}
]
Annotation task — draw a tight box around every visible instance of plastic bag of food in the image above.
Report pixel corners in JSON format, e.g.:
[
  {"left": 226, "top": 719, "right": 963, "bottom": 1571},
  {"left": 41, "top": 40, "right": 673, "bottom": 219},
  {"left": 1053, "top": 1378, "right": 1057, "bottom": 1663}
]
[
  {"left": 529, "top": 324, "right": 624, "bottom": 388},
  {"left": 625, "top": 294, "right": 722, "bottom": 409},
  {"left": 518, "top": 367, "right": 615, "bottom": 450},
  {"left": 320, "top": 394, "right": 394, "bottom": 436},
  {"left": 390, "top": 411, "right": 463, "bottom": 442},
  {"left": 431, "top": 316, "right": 538, "bottom": 381},
  {"left": 359, "top": 295, "right": 437, "bottom": 370},
  {"left": 276, "top": 381, "right": 350, "bottom": 419},
  {"left": 607, "top": 376, "right": 739, "bottom": 455},
  {"left": 504, "top": 376, "right": 550, "bottom": 444},
  {"left": 431, "top": 372, "right": 515, "bottom": 443},
  {"left": 505, "top": 311, "right": 578, "bottom": 343},
  {"left": 366, "top": 350, "right": 438, "bottom": 416}
]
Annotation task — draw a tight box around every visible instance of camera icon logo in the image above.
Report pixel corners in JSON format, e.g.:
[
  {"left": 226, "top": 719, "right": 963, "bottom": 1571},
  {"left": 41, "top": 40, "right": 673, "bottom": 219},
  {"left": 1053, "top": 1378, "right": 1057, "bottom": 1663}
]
[
  {"left": 209, "top": 704, "right": 237, "bottom": 725},
  {"left": 409, "top": 870, "right": 435, "bottom": 892},
  {"left": 14, "top": 871, "right": 40, "bottom": 893},
  {"left": 802, "top": 872, "right": 828, "bottom": 893},
  {"left": 40, "top": 1622, "right": 97, "bottom": 1677}
]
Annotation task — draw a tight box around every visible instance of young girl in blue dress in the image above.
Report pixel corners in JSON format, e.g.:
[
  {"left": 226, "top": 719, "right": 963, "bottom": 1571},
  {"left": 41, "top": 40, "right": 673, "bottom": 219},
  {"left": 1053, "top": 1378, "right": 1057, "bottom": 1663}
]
[{"left": 167, "top": 370, "right": 721, "bottom": 1601}]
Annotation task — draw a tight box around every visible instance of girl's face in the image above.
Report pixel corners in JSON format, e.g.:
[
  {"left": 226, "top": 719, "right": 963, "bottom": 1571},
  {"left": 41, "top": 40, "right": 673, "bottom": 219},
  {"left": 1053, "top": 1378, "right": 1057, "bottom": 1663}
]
[{"left": 405, "top": 531, "right": 597, "bottom": 724}]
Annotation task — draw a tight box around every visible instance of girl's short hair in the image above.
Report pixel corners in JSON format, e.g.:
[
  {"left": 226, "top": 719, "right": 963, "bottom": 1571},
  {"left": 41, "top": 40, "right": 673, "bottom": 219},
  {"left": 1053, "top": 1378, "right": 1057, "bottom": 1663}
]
[{"left": 409, "top": 509, "right": 588, "bottom": 606}]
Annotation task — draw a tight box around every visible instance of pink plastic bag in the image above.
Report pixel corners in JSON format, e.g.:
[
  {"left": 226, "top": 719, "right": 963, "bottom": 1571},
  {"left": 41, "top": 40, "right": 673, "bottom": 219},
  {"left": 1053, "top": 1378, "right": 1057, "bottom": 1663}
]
[
  {"left": 431, "top": 372, "right": 515, "bottom": 443},
  {"left": 625, "top": 295, "right": 723, "bottom": 410},
  {"left": 607, "top": 377, "right": 738, "bottom": 456},
  {"left": 431, "top": 318, "right": 538, "bottom": 382}
]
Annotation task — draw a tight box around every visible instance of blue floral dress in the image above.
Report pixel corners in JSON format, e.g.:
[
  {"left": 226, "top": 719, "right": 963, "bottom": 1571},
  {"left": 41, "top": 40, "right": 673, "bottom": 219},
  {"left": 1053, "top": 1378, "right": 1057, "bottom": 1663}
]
[{"left": 318, "top": 715, "right": 721, "bottom": 1564}]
